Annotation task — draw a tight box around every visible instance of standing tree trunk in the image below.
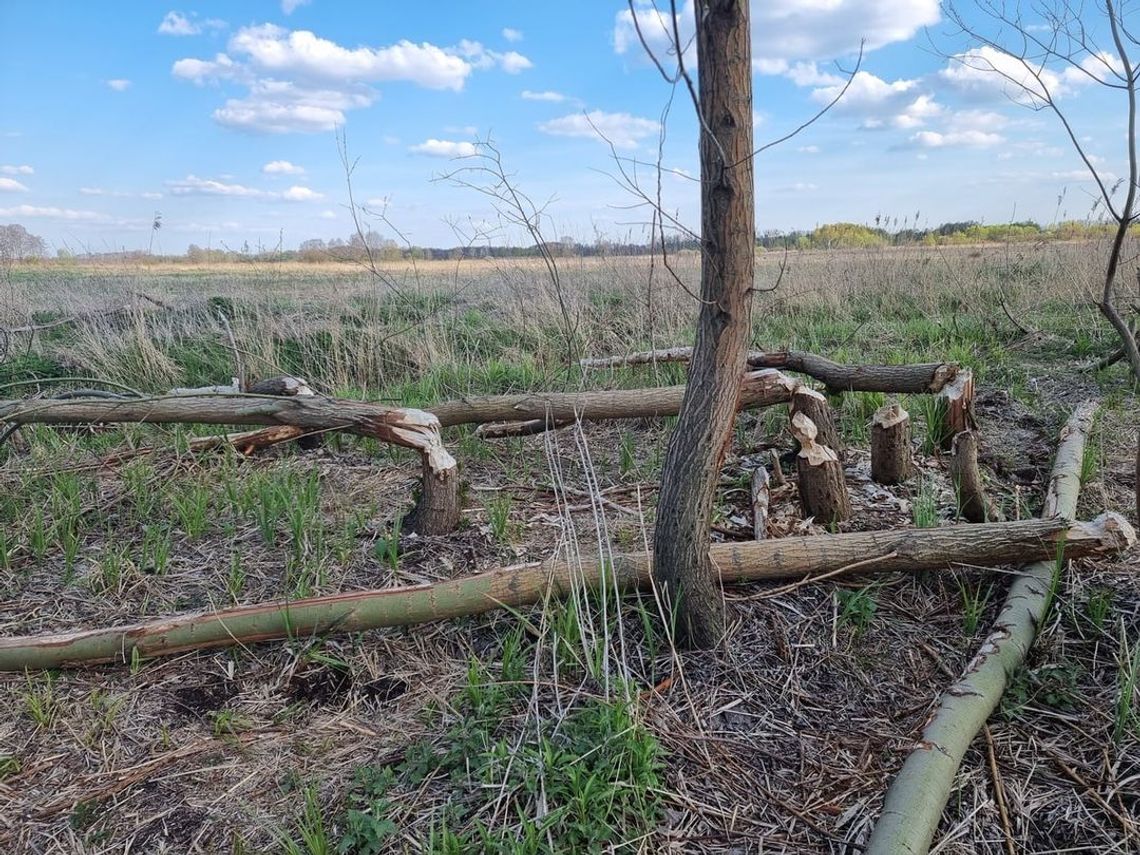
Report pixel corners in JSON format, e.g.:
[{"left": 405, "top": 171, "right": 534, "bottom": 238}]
[
  {"left": 871, "top": 402, "right": 912, "bottom": 485},
  {"left": 653, "top": 0, "right": 755, "bottom": 648}
]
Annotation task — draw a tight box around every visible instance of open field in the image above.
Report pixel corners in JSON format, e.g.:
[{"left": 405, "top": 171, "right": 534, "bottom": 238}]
[{"left": 0, "top": 242, "right": 1138, "bottom": 853}]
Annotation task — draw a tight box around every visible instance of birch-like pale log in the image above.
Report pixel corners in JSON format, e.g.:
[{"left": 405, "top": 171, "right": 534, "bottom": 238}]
[
  {"left": 867, "top": 401, "right": 1101, "bottom": 855},
  {"left": 0, "top": 514, "right": 1131, "bottom": 671}
]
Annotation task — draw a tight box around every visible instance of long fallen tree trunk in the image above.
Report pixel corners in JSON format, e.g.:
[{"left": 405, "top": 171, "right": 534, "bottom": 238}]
[
  {"left": 866, "top": 401, "right": 1101, "bottom": 855},
  {"left": 428, "top": 368, "right": 799, "bottom": 427},
  {"left": 580, "top": 347, "right": 960, "bottom": 394},
  {"left": 0, "top": 514, "right": 1131, "bottom": 671}
]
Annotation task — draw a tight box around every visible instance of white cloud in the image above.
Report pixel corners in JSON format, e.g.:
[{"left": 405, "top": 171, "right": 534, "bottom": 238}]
[
  {"left": 0, "top": 178, "right": 29, "bottom": 192},
  {"left": 172, "top": 53, "right": 241, "bottom": 84},
  {"left": 213, "top": 79, "right": 375, "bottom": 133},
  {"left": 910, "top": 129, "right": 1004, "bottom": 148},
  {"left": 318, "top": 209, "right": 337, "bottom": 219},
  {"left": 141, "top": 192, "right": 164, "bottom": 200},
  {"left": 79, "top": 187, "right": 107, "bottom": 195},
  {"left": 282, "top": 0, "right": 310, "bottom": 13},
  {"left": 158, "top": 11, "right": 199, "bottom": 36},
  {"left": 409, "top": 139, "right": 478, "bottom": 157},
  {"left": 947, "top": 109, "right": 1009, "bottom": 132},
  {"left": 1051, "top": 169, "right": 1109, "bottom": 181},
  {"left": 0, "top": 204, "right": 117, "bottom": 222},
  {"left": 892, "top": 94, "right": 943, "bottom": 129},
  {"left": 167, "top": 175, "right": 267, "bottom": 197},
  {"left": 281, "top": 185, "right": 322, "bottom": 201},
  {"left": 502, "top": 28, "right": 523, "bottom": 43},
  {"left": 941, "top": 46, "right": 1063, "bottom": 105},
  {"left": 80, "top": 187, "right": 166, "bottom": 199},
  {"left": 230, "top": 25, "right": 472, "bottom": 90},
  {"left": 812, "top": 71, "right": 917, "bottom": 109},
  {"left": 106, "top": 79, "right": 131, "bottom": 92},
  {"left": 538, "top": 110, "right": 660, "bottom": 148},
  {"left": 783, "top": 62, "right": 844, "bottom": 87},
  {"left": 521, "top": 89, "right": 566, "bottom": 102},
  {"left": 263, "top": 159, "right": 305, "bottom": 174},
  {"left": 798, "top": 145, "right": 820, "bottom": 153},
  {"left": 0, "top": 164, "right": 33, "bottom": 175},
  {"left": 615, "top": 0, "right": 940, "bottom": 67},
  {"left": 453, "top": 39, "right": 533, "bottom": 74}
]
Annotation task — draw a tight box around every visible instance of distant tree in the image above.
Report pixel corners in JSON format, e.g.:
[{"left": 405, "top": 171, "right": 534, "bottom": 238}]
[{"left": 0, "top": 224, "right": 47, "bottom": 280}]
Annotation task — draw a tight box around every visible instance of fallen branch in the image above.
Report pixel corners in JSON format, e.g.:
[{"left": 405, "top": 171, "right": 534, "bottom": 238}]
[
  {"left": 580, "top": 347, "right": 960, "bottom": 394},
  {"left": 867, "top": 401, "right": 1101, "bottom": 855},
  {"left": 0, "top": 513, "right": 1131, "bottom": 670}
]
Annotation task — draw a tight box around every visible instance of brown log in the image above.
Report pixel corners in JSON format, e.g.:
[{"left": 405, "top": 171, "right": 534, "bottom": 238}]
[
  {"left": 790, "top": 411, "right": 851, "bottom": 524},
  {"left": 581, "top": 347, "right": 960, "bottom": 394},
  {"left": 1, "top": 514, "right": 1132, "bottom": 670},
  {"left": 871, "top": 403, "right": 912, "bottom": 484},
  {"left": 429, "top": 369, "right": 798, "bottom": 428},
  {"left": 247, "top": 375, "right": 324, "bottom": 450},
  {"left": 791, "top": 386, "right": 843, "bottom": 455},
  {"left": 950, "top": 430, "right": 1004, "bottom": 523},
  {"left": 751, "top": 466, "right": 770, "bottom": 540}
]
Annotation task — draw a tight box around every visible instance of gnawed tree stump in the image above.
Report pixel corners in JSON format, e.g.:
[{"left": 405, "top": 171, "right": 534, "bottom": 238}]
[
  {"left": 791, "top": 386, "right": 844, "bottom": 456},
  {"left": 950, "top": 430, "right": 1004, "bottom": 523},
  {"left": 871, "top": 403, "right": 912, "bottom": 484},
  {"left": 407, "top": 455, "right": 461, "bottom": 535},
  {"left": 790, "top": 411, "right": 851, "bottom": 524},
  {"left": 751, "top": 465, "right": 770, "bottom": 540},
  {"left": 938, "top": 368, "right": 975, "bottom": 448}
]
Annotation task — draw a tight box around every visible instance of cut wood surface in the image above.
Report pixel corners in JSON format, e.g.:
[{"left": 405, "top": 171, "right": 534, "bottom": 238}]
[
  {"left": 581, "top": 347, "right": 959, "bottom": 394},
  {"left": 867, "top": 401, "right": 1101, "bottom": 855},
  {"left": 871, "top": 403, "right": 912, "bottom": 484},
  {"left": 791, "top": 386, "right": 844, "bottom": 455},
  {"left": 0, "top": 514, "right": 1131, "bottom": 671},
  {"left": 790, "top": 411, "right": 851, "bottom": 524}
]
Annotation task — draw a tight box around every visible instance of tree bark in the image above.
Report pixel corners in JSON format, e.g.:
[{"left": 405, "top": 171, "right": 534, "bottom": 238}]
[
  {"left": 791, "top": 386, "right": 844, "bottom": 456},
  {"left": 407, "top": 454, "right": 460, "bottom": 535},
  {"left": 751, "top": 465, "right": 770, "bottom": 540},
  {"left": 652, "top": 0, "right": 755, "bottom": 648},
  {"left": 790, "top": 411, "right": 851, "bottom": 524},
  {"left": 949, "top": 430, "right": 1003, "bottom": 523},
  {"left": 867, "top": 401, "right": 1101, "bottom": 855},
  {"left": 871, "top": 403, "right": 912, "bottom": 485},
  {"left": 429, "top": 369, "right": 796, "bottom": 428},
  {"left": 581, "top": 347, "right": 961, "bottom": 394},
  {"left": 1, "top": 514, "right": 1130, "bottom": 671}
]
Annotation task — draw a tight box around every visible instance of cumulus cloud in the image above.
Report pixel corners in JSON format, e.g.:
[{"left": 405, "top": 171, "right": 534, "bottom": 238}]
[
  {"left": 282, "top": 0, "right": 310, "bottom": 13},
  {"left": 615, "top": 0, "right": 939, "bottom": 68},
  {"left": 159, "top": 11, "right": 199, "bottom": 36},
  {"left": 0, "top": 178, "right": 29, "bottom": 192},
  {"left": 910, "top": 129, "right": 1004, "bottom": 148},
  {"left": 281, "top": 185, "right": 322, "bottom": 200},
  {"left": 1, "top": 165, "right": 33, "bottom": 175},
  {"left": 106, "top": 79, "right": 131, "bottom": 91},
  {"left": 521, "top": 89, "right": 566, "bottom": 102},
  {"left": 263, "top": 159, "right": 305, "bottom": 174},
  {"left": 173, "top": 24, "right": 534, "bottom": 132},
  {"left": 812, "top": 71, "right": 917, "bottom": 109},
  {"left": 409, "top": 139, "right": 478, "bottom": 157},
  {"left": 167, "top": 175, "right": 268, "bottom": 197},
  {"left": 538, "top": 110, "right": 659, "bottom": 148},
  {"left": 502, "top": 28, "right": 523, "bottom": 43}
]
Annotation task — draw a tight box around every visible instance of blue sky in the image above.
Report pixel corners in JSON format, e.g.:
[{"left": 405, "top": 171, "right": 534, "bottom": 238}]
[{"left": 0, "top": 1, "right": 1129, "bottom": 253}]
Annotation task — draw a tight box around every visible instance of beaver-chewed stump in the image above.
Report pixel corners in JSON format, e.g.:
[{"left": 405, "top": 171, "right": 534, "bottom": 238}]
[
  {"left": 871, "top": 402, "right": 912, "bottom": 485},
  {"left": 790, "top": 411, "right": 851, "bottom": 525}
]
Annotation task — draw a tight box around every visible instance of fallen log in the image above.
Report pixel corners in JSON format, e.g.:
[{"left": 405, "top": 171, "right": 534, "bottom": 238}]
[
  {"left": 0, "top": 514, "right": 1131, "bottom": 671},
  {"left": 580, "top": 347, "right": 960, "bottom": 394},
  {"left": 475, "top": 418, "right": 574, "bottom": 439},
  {"left": 0, "top": 392, "right": 460, "bottom": 533},
  {"left": 871, "top": 403, "right": 912, "bottom": 485},
  {"left": 428, "top": 369, "right": 799, "bottom": 427},
  {"left": 867, "top": 401, "right": 1101, "bottom": 855}
]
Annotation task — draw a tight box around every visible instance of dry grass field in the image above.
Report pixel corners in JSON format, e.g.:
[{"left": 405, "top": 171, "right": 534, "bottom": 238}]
[{"left": 0, "top": 241, "right": 1137, "bottom": 853}]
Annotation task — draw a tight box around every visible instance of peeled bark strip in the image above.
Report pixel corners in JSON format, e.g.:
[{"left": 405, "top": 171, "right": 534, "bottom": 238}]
[
  {"left": 871, "top": 403, "right": 912, "bottom": 484},
  {"left": 950, "top": 430, "right": 1003, "bottom": 523},
  {"left": 429, "top": 369, "right": 798, "bottom": 428},
  {"left": 791, "top": 386, "right": 844, "bottom": 455},
  {"left": 867, "top": 401, "right": 1100, "bottom": 855},
  {"left": 751, "top": 465, "right": 770, "bottom": 540},
  {"left": 581, "top": 347, "right": 960, "bottom": 394},
  {"left": 0, "top": 514, "right": 1131, "bottom": 671},
  {"left": 790, "top": 411, "right": 851, "bottom": 524}
]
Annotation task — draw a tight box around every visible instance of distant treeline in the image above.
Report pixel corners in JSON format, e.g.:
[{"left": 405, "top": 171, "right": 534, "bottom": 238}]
[{"left": 5, "top": 219, "right": 1129, "bottom": 265}]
